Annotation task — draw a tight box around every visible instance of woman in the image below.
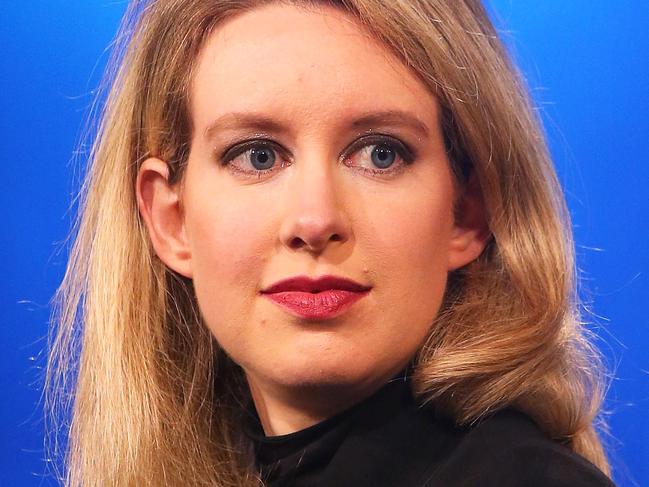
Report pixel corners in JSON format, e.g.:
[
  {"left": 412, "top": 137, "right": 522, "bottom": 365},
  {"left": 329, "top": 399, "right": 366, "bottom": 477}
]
[{"left": 47, "top": 0, "right": 615, "bottom": 485}]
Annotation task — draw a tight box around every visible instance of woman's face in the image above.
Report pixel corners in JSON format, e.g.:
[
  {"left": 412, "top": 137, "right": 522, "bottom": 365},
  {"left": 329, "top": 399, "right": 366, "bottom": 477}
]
[{"left": 140, "top": 3, "right": 486, "bottom": 403}]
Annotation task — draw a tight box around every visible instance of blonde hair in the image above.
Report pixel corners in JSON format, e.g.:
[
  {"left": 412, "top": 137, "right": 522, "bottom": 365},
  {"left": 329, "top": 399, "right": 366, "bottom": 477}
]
[{"left": 46, "top": 0, "right": 611, "bottom": 485}]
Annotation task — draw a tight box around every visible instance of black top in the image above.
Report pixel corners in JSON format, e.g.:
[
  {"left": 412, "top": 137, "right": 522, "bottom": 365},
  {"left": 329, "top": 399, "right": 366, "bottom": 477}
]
[{"left": 243, "top": 371, "right": 615, "bottom": 487}]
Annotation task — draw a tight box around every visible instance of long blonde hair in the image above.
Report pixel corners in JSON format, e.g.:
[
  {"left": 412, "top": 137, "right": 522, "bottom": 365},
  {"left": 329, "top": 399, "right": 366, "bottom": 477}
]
[{"left": 46, "top": 0, "right": 611, "bottom": 485}]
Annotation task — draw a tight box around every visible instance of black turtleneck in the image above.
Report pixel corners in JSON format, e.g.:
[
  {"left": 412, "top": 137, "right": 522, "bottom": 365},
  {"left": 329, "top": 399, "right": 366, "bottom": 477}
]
[{"left": 243, "top": 371, "right": 615, "bottom": 487}]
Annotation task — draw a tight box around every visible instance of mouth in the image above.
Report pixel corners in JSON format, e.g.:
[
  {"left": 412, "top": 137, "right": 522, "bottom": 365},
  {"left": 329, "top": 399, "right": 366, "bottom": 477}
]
[
  {"left": 260, "top": 274, "right": 371, "bottom": 320},
  {"left": 261, "top": 289, "right": 369, "bottom": 320}
]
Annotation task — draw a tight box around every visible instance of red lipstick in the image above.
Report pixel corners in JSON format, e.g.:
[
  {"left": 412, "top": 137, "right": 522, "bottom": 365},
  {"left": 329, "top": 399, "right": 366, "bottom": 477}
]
[{"left": 260, "top": 275, "right": 371, "bottom": 320}]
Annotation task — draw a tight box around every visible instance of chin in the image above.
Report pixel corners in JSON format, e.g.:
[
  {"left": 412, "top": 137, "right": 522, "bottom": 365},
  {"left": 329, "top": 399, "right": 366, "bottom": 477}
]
[{"left": 265, "top": 356, "right": 388, "bottom": 392}]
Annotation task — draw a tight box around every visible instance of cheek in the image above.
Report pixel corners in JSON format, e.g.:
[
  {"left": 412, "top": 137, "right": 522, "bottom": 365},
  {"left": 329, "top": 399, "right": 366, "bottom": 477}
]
[
  {"left": 359, "top": 179, "right": 454, "bottom": 332},
  {"left": 190, "top": 202, "right": 267, "bottom": 280},
  {"left": 359, "top": 177, "right": 454, "bottom": 279},
  {"left": 183, "top": 181, "right": 272, "bottom": 333}
]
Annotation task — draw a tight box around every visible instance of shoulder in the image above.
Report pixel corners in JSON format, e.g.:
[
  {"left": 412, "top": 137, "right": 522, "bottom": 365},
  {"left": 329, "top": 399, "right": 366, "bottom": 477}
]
[
  {"left": 427, "top": 408, "right": 616, "bottom": 487},
  {"left": 322, "top": 396, "right": 614, "bottom": 487}
]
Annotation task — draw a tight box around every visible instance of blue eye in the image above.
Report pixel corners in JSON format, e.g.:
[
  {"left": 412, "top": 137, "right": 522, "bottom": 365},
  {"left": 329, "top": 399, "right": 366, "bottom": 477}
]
[
  {"left": 345, "top": 136, "right": 414, "bottom": 176},
  {"left": 221, "top": 141, "right": 285, "bottom": 178},
  {"left": 248, "top": 147, "right": 276, "bottom": 170},
  {"left": 370, "top": 144, "right": 396, "bottom": 169}
]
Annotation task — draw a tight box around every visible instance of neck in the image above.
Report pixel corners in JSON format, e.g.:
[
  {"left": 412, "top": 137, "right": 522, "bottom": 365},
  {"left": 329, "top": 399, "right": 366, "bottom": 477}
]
[{"left": 245, "top": 373, "right": 397, "bottom": 436}]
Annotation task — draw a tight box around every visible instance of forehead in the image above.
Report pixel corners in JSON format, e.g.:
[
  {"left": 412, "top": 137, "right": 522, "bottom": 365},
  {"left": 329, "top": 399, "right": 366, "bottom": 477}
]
[{"left": 190, "top": 3, "right": 439, "bottom": 135}]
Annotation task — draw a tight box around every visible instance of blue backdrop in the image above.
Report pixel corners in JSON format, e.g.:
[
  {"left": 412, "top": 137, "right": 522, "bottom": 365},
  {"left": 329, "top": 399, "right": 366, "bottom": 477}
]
[{"left": 1, "top": 1, "right": 647, "bottom": 485}]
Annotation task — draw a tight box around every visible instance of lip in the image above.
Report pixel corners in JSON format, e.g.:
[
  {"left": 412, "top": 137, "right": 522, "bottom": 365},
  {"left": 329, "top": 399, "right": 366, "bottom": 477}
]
[
  {"left": 260, "top": 275, "right": 372, "bottom": 320},
  {"left": 260, "top": 275, "right": 371, "bottom": 294}
]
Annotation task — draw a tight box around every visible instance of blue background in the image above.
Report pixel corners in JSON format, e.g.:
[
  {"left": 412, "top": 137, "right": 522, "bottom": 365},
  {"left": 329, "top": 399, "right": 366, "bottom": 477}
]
[{"left": 1, "top": 1, "right": 647, "bottom": 485}]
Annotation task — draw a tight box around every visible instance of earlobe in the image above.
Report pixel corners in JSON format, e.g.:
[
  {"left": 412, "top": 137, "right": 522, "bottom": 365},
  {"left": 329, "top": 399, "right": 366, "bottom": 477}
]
[
  {"left": 447, "top": 173, "right": 491, "bottom": 271},
  {"left": 136, "top": 158, "right": 193, "bottom": 278}
]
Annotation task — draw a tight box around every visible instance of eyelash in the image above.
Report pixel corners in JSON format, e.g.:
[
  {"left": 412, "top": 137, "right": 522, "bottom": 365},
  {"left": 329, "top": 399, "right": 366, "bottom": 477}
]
[{"left": 218, "top": 134, "right": 416, "bottom": 179}]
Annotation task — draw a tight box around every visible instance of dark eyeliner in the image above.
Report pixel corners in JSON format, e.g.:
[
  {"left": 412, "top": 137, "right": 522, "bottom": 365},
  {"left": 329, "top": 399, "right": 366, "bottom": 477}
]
[
  {"left": 220, "top": 138, "right": 284, "bottom": 165},
  {"left": 343, "top": 134, "right": 417, "bottom": 164}
]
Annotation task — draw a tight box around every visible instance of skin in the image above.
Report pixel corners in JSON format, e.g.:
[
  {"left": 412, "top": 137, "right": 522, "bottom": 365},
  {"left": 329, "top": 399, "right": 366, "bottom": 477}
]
[{"left": 137, "top": 3, "right": 489, "bottom": 436}]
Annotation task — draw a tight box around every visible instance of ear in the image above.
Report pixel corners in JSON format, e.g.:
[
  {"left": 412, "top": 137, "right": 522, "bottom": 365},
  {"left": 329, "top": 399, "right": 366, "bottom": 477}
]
[
  {"left": 447, "top": 172, "right": 491, "bottom": 271},
  {"left": 136, "top": 158, "right": 193, "bottom": 278}
]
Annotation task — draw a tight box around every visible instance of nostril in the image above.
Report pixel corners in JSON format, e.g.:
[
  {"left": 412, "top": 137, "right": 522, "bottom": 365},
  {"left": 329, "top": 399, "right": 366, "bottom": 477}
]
[
  {"left": 290, "top": 237, "right": 305, "bottom": 249},
  {"left": 287, "top": 232, "right": 344, "bottom": 252}
]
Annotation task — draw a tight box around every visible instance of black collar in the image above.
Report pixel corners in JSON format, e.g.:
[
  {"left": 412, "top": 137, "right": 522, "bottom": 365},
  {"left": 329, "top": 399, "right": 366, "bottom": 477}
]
[{"left": 242, "top": 369, "right": 445, "bottom": 486}]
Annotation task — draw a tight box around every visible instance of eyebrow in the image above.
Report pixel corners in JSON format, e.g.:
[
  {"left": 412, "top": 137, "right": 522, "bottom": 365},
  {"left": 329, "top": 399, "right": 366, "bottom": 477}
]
[{"left": 203, "top": 109, "right": 430, "bottom": 140}]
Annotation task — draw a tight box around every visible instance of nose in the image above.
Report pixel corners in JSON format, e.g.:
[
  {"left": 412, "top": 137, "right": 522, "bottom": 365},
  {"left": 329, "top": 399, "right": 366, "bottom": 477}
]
[{"left": 278, "top": 156, "right": 351, "bottom": 255}]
